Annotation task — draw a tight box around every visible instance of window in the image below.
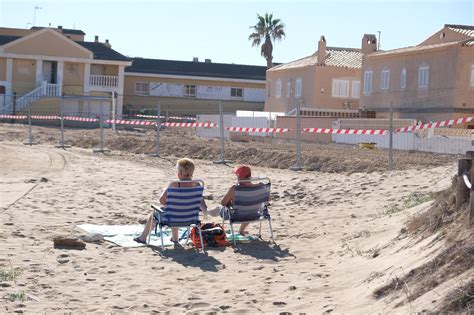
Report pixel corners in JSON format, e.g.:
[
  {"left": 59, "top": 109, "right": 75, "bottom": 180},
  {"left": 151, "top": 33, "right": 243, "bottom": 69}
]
[
  {"left": 275, "top": 79, "right": 282, "bottom": 98},
  {"left": 134, "top": 82, "right": 149, "bottom": 95},
  {"left": 332, "top": 79, "right": 349, "bottom": 97},
  {"left": 418, "top": 66, "right": 429, "bottom": 88},
  {"left": 381, "top": 68, "right": 390, "bottom": 90},
  {"left": 184, "top": 84, "right": 196, "bottom": 97},
  {"left": 351, "top": 81, "right": 360, "bottom": 98},
  {"left": 363, "top": 70, "right": 373, "bottom": 95},
  {"left": 295, "top": 78, "right": 302, "bottom": 98},
  {"left": 286, "top": 80, "right": 291, "bottom": 97},
  {"left": 230, "top": 87, "right": 243, "bottom": 97},
  {"left": 400, "top": 68, "right": 407, "bottom": 89},
  {"left": 470, "top": 64, "right": 474, "bottom": 87}
]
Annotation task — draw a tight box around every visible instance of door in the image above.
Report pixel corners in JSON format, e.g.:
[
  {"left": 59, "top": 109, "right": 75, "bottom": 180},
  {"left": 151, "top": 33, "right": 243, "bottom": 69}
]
[{"left": 42, "top": 61, "right": 57, "bottom": 84}]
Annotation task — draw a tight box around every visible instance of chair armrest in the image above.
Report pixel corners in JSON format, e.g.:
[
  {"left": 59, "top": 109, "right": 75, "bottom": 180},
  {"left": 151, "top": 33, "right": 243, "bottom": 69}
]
[{"left": 151, "top": 204, "right": 164, "bottom": 213}]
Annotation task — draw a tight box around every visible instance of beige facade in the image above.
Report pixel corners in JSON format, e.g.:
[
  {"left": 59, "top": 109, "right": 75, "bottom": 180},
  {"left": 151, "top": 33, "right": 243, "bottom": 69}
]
[
  {"left": 360, "top": 24, "right": 474, "bottom": 124},
  {"left": 0, "top": 27, "right": 131, "bottom": 116},
  {"left": 265, "top": 35, "right": 375, "bottom": 117}
]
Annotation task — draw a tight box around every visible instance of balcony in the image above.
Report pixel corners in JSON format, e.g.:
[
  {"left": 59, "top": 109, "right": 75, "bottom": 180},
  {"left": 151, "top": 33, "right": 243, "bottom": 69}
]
[{"left": 89, "top": 75, "right": 118, "bottom": 88}]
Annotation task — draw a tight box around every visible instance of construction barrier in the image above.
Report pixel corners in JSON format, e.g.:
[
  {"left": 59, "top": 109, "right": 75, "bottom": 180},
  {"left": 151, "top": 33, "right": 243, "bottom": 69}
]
[
  {"left": 63, "top": 116, "right": 99, "bottom": 122},
  {"left": 226, "top": 127, "right": 291, "bottom": 133},
  {"left": 105, "top": 120, "right": 216, "bottom": 128},
  {"left": 135, "top": 114, "right": 196, "bottom": 121},
  {"left": 395, "top": 116, "right": 473, "bottom": 133},
  {"left": 0, "top": 115, "right": 28, "bottom": 119},
  {"left": 303, "top": 128, "right": 387, "bottom": 135}
]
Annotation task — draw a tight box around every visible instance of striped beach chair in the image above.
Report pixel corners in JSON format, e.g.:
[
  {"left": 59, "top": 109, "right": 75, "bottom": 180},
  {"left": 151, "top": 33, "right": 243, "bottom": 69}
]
[
  {"left": 149, "top": 180, "right": 205, "bottom": 251},
  {"left": 222, "top": 177, "right": 274, "bottom": 246}
]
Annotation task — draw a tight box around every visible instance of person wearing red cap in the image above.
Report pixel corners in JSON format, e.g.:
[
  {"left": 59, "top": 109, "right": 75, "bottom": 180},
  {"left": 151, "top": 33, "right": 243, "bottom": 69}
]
[{"left": 207, "top": 165, "right": 255, "bottom": 235}]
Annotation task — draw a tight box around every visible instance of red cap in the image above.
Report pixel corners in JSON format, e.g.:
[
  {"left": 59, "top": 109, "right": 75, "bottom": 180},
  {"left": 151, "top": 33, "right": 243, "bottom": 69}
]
[{"left": 233, "top": 165, "right": 251, "bottom": 180}]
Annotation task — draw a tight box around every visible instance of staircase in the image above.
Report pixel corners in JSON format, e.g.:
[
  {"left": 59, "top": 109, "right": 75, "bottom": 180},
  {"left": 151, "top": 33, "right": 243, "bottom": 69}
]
[{"left": 1, "top": 82, "right": 61, "bottom": 114}]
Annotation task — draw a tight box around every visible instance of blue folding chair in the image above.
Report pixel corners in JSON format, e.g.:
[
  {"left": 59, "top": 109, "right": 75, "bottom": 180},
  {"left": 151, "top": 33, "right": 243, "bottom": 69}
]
[
  {"left": 148, "top": 179, "right": 205, "bottom": 251},
  {"left": 221, "top": 177, "right": 274, "bottom": 246}
]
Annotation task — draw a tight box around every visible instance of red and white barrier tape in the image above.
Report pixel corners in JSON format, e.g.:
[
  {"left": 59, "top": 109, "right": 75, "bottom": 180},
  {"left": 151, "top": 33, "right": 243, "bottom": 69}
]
[
  {"left": 30, "top": 115, "right": 59, "bottom": 120},
  {"left": 63, "top": 116, "right": 99, "bottom": 122},
  {"left": 395, "top": 116, "right": 473, "bottom": 133},
  {"left": 162, "top": 122, "right": 216, "bottom": 128},
  {"left": 135, "top": 114, "right": 196, "bottom": 121},
  {"left": 0, "top": 115, "right": 27, "bottom": 119},
  {"left": 106, "top": 119, "right": 156, "bottom": 126},
  {"left": 303, "top": 128, "right": 387, "bottom": 135},
  {"left": 226, "top": 127, "right": 290, "bottom": 133}
]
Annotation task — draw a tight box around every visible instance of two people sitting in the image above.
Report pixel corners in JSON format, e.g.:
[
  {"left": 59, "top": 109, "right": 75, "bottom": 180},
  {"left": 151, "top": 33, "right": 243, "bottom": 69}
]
[{"left": 133, "top": 158, "right": 256, "bottom": 244}]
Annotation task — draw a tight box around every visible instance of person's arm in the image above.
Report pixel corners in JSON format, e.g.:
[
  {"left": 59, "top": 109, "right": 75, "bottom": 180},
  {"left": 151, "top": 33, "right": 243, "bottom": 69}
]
[
  {"left": 159, "top": 187, "right": 167, "bottom": 205},
  {"left": 220, "top": 186, "right": 235, "bottom": 206}
]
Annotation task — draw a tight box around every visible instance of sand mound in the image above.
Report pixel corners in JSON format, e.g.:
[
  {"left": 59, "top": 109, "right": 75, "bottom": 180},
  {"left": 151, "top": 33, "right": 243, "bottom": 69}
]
[
  {"left": 374, "top": 176, "right": 474, "bottom": 313},
  {"left": 1, "top": 123, "right": 455, "bottom": 174}
]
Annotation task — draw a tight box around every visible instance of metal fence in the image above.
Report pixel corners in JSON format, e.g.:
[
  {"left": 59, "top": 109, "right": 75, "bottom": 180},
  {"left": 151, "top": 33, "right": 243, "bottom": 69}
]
[{"left": 1, "top": 97, "right": 473, "bottom": 172}]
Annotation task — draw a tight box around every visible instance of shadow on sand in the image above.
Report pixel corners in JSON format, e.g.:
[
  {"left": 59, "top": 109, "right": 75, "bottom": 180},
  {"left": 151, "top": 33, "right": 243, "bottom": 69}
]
[
  {"left": 151, "top": 245, "right": 224, "bottom": 272},
  {"left": 232, "top": 240, "right": 295, "bottom": 261}
]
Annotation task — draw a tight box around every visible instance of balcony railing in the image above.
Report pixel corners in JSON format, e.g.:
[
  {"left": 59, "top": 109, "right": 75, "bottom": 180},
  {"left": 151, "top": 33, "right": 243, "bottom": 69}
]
[{"left": 90, "top": 75, "right": 119, "bottom": 88}]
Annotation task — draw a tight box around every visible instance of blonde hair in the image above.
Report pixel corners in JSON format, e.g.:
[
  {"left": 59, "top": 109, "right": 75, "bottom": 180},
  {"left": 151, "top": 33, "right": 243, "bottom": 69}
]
[{"left": 176, "top": 158, "right": 195, "bottom": 179}]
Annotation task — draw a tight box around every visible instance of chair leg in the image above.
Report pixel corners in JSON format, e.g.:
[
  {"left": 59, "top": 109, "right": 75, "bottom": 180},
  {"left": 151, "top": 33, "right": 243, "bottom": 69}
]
[
  {"left": 198, "top": 227, "right": 205, "bottom": 253},
  {"left": 259, "top": 220, "right": 262, "bottom": 237},
  {"left": 268, "top": 218, "right": 275, "bottom": 242},
  {"left": 185, "top": 227, "right": 190, "bottom": 245},
  {"left": 230, "top": 223, "right": 236, "bottom": 247},
  {"left": 160, "top": 227, "right": 165, "bottom": 250}
]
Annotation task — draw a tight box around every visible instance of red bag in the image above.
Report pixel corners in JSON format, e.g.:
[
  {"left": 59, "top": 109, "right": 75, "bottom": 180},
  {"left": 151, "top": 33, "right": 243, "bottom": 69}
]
[{"left": 191, "top": 223, "right": 229, "bottom": 248}]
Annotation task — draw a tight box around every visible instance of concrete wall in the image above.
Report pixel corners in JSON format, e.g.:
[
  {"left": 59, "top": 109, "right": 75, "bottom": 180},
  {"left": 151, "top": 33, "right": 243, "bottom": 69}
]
[
  {"left": 63, "top": 62, "right": 85, "bottom": 95},
  {"left": 0, "top": 58, "right": 6, "bottom": 81},
  {"left": 454, "top": 45, "right": 474, "bottom": 112},
  {"left": 275, "top": 116, "right": 333, "bottom": 143},
  {"left": 360, "top": 44, "right": 461, "bottom": 122},
  {"left": 265, "top": 64, "right": 361, "bottom": 113},
  {"left": 12, "top": 59, "right": 36, "bottom": 94},
  {"left": 123, "top": 95, "right": 264, "bottom": 116}
]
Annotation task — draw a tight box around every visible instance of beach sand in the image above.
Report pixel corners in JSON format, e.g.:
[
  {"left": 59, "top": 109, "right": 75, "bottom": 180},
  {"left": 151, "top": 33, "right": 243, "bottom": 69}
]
[{"left": 0, "top": 124, "right": 463, "bottom": 313}]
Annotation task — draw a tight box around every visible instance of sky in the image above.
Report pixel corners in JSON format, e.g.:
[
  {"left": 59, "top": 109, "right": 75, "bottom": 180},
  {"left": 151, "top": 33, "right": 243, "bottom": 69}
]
[{"left": 0, "top": 0, "right": 472, "bottom": 66}]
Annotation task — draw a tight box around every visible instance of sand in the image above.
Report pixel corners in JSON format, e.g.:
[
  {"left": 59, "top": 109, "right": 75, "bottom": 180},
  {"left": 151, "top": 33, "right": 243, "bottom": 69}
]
[{"left": 0, "top": 124, "right": 464, "bottom": 313}]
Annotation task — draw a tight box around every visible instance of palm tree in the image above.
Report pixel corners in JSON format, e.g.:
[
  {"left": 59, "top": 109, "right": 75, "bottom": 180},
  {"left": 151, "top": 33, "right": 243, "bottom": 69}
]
[{"left": 248, "top": 13, "right": 285, "bottom": 68}]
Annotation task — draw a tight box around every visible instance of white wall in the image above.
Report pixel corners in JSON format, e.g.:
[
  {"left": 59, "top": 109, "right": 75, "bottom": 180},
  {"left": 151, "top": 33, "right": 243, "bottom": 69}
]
[{"left": 148, "top": 81, "right": 265, "bottom": 102}]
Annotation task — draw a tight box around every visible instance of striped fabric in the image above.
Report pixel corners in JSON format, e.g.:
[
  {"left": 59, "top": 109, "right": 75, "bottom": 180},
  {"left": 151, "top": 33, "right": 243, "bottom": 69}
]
[
  {"left": 156, "top": 185, "right": 203, "bottom": 227},
  {"left": 231, "top": 183, "right": 270, "bottom": 222}
]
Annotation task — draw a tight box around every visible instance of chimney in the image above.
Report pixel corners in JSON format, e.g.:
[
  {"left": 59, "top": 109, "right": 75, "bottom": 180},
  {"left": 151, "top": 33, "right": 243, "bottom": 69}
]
[
  {"left": 317, "top": 36, "right": 326, "bottom": 65},
  {"left": 94, "top": 35, "right": 99, "bottom": 43},
  {"left": 192, "top": 57, "right": 199, "bottom": 62},
  {"left": 361, "top": 34, "right": 377, "bottom": 54},
  {"left": 104, "top": 39, "right": 111, "bottom": 48},
  {"left": 57, "top": 25, "right": 63, "bottom": 33},
  {"left": 205, "top": 58, "right": 212, "bottom": 63}
]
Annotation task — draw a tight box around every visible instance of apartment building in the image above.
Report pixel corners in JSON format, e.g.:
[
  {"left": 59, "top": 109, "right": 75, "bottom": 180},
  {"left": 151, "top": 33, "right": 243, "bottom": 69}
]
[
  {"left": 360, "top": 24, "right": 474, "bottom": 124},
  {"left": 265, "top": 34, "right": 377, "bottom": 118},
  {"left": 0, "top": 26, "right": 131, "bottom": 116},
  {"left": 123, "top": 58, "right": 267, "bottom": 115}
]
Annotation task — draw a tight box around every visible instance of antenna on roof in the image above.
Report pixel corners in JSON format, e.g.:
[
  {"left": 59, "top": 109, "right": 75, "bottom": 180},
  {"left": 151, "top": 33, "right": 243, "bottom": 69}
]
[{"left": 33, "top": 6, "right": 42, "bottom": 26}]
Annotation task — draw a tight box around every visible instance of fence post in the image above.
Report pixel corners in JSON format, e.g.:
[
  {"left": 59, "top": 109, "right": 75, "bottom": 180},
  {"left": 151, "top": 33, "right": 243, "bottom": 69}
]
[
  {"left": 12, "top": 92, "right": 17, "bottom": 116},
  {"left": 388, "top": 101, "right": 395, "bottom": 171},
  {"left": 55, "top": 96, "right": 70, "bottom": 149},
  {"left": 213, "top": 100, "right": 227, "bottom": 164},
  {"left": 23, "top": 105, "right": 37, "bottom": 145},
  {"left": 112, "top": 91, "right": 116, "bottom": 132},
  {"left": 290, "top": 99, "right": 303, "bottom": 171},
  {"left": 93, "top": 101, "right": 109, "bottom": 153},
  {"left": 148, "top": 103, "right": 161, "bottom": 157}
]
